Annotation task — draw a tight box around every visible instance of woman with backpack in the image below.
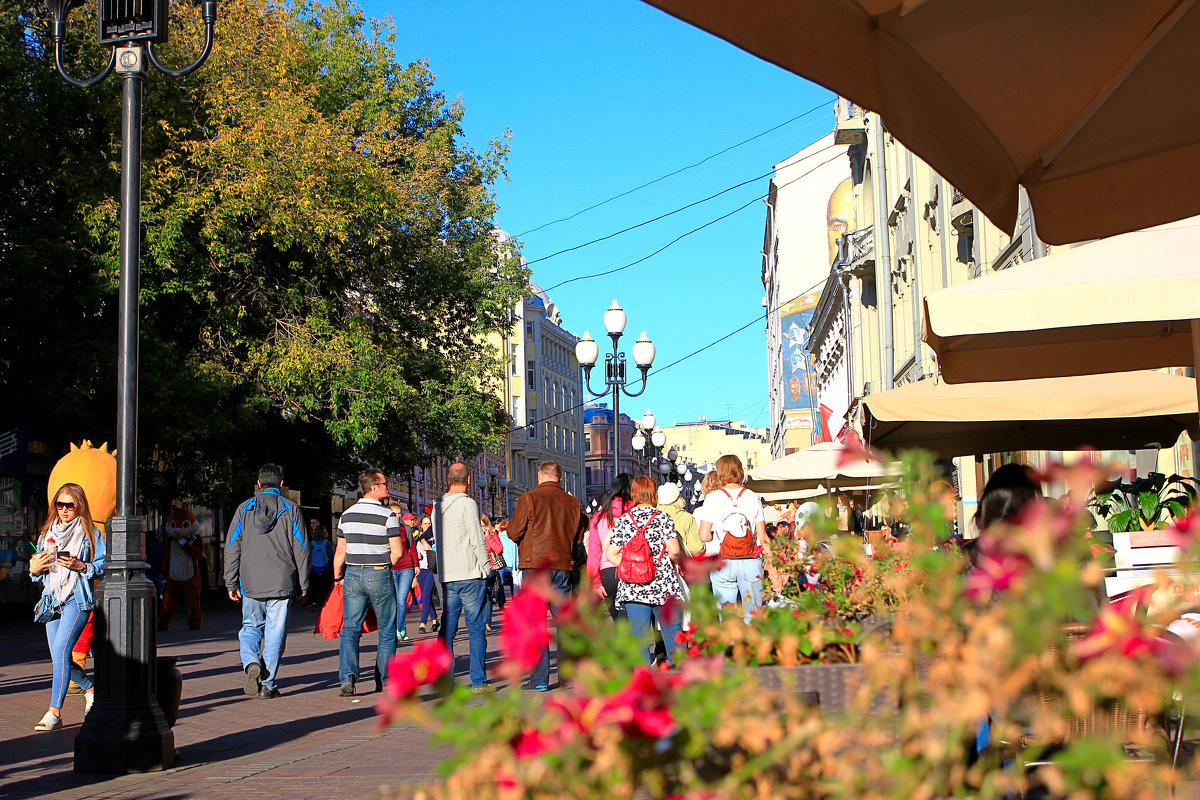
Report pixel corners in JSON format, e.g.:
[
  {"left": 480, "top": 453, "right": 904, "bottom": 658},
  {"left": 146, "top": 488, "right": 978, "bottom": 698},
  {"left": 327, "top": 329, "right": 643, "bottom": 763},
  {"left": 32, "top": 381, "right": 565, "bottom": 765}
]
[
  {"left": 697, "top": 454, "right": 767, "bottom": 623},
  {"left": 605, "top": 476, "right": 684, "bottom": 667},
  {"left": 586, "top": 473, "right": 632, "bottom": 621}
]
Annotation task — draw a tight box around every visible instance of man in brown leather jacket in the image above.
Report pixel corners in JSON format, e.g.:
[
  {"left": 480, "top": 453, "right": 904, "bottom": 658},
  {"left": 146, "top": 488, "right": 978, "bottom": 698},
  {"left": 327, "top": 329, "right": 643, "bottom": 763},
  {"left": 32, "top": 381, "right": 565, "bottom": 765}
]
[{"left": 506, "top": 460, "right": 588, "bottom": 690}]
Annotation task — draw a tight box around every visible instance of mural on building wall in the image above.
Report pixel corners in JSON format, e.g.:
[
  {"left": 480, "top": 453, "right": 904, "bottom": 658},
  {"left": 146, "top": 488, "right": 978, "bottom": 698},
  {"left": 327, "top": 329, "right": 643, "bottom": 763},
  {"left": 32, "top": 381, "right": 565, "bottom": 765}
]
[
  {"left": 816, "top": 177, "right": 857, "bottom": 442},
  {"left": 781, "top": 292, "right": 821, "bottom": 416}
]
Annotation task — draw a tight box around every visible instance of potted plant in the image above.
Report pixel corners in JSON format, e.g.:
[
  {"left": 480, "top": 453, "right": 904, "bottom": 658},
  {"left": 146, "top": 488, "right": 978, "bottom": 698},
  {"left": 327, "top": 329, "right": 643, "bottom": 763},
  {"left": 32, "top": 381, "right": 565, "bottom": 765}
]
[{"left": 1091, "top": 472, "right": 1198, "bottom": 532}]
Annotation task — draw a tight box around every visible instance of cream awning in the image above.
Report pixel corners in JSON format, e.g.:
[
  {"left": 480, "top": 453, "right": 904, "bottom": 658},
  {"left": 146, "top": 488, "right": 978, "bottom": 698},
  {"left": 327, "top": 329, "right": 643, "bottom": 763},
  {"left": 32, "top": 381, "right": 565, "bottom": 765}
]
[
  {"left": 746, "top": 442, "right": 900, "bottom": 493},
  {"left": 861, "top": 371, "right": 1200, "bottom": 457}
]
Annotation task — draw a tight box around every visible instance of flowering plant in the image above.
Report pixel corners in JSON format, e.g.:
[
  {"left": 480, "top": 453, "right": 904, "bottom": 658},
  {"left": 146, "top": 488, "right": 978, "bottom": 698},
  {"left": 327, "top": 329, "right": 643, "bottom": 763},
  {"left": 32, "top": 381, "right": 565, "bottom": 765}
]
[{"left": 379, "top": 452, "right": 1200, "bottom": 800}]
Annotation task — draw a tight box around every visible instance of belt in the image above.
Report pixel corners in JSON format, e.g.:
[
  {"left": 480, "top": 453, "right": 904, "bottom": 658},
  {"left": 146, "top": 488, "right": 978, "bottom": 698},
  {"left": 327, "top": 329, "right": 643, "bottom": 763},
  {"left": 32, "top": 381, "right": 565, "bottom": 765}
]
[{"left": 345, "top": 564, "right": 389, "bottom": 571}]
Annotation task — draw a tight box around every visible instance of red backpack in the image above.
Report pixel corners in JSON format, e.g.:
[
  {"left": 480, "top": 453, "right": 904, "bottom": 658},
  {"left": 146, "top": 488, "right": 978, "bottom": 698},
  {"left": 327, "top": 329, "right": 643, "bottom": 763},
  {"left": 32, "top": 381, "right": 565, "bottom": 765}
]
[
  {"left": 617, "top": 510, "right": 665, "bottom": 585},
  {"left": 717, "top": 488, "right": 758, "bottom": 559}
]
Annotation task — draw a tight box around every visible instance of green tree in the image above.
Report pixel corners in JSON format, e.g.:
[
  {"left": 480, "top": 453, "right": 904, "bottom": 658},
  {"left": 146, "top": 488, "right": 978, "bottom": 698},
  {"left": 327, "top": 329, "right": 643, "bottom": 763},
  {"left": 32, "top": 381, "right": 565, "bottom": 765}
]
[{"left": 0, "top": 0, "right": 528, "bottom": 507}]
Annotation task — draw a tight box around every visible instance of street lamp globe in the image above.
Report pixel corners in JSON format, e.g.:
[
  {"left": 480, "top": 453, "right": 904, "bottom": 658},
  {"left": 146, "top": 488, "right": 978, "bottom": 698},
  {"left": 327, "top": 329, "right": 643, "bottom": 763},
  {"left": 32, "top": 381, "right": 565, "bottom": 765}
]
[
  {"left": 651, "top": 429, "right": 666, "bottom": 448},
  {"left": 683, "top": 468, "right": 693, "bottom": 481},
  {"left": 488, "top": 465, "right": 498, "bottom": 478},
  {"left": 631, "top": 431, "right": 646, "bottom": 452},
  {"left": 603, "top": 300, "right": 627, "bottom": 336},
  {"left": 641, "top": 409, "right": 656, "bottom": 430},
  {"left": 631, "top": 332, "right": 655, "bottom": 368},
  {"left": 658, "top": 461, "right": 671, "bottom": 476},
  {"left": 498, "top": 477, "right": 508, "bottom": 489},
  {"left": 575, "top": 332, "right": 599, "bottom": 368},
  {"left": 667, "top": 446, "right": 678, "bottom": 463}
]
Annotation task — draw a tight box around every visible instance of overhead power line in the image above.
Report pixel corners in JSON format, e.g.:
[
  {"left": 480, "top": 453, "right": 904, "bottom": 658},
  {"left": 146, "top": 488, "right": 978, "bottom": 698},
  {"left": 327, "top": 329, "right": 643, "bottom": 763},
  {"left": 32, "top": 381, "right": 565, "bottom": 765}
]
[{"left": 514, "top": 99, "right": 834, "bottom": 239}]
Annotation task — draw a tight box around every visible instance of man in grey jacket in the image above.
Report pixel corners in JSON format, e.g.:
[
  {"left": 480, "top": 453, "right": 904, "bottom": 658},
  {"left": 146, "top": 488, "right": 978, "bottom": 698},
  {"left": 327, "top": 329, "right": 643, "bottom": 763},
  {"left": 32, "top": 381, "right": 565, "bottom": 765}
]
[
  {"left": 225, "top": 463, "right": 310, "bottom": 699},
  {"left": 433, "top": 462, "right": 490, "bottom": 691}
]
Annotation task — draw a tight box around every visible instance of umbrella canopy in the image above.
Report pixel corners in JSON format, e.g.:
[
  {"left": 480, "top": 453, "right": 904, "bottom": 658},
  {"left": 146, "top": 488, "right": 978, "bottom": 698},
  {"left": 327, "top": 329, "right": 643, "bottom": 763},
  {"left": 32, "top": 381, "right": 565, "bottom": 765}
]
[
  {"left": 644, "top": 0, "right": 1200, "bottom": 245},
  {"left": 746, "top": 442, "right": 900, "bottom": 493},
  {"left": 861, "top": 371, "right": 1200, "bottom": 458},
  {"left": 921, "top": 220, "right": 1200, "bottom": 384}
]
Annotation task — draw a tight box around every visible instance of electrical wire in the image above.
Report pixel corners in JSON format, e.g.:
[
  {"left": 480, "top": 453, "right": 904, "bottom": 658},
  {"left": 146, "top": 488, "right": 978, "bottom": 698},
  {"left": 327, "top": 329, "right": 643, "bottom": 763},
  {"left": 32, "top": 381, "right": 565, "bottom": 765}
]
[
  {"left": 542, "top": 150, "right": 845, "bottom": 292},
  {"left": 514, "top": 99, "right": 833, "bottom": 238}
]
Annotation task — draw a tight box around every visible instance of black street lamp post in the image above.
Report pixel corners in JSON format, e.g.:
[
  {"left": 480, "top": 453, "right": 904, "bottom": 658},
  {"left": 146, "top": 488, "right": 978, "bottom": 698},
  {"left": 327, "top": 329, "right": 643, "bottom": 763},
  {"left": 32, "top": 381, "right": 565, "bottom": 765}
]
[
  {"left": 46, "top": 0, "right": 218, "bottom": 774},
  {"left": 486, "top": 465, "right": 508, "bottom": 518},
  {"left": 575, "top": 301, "right": 656, "bottom": 490}
]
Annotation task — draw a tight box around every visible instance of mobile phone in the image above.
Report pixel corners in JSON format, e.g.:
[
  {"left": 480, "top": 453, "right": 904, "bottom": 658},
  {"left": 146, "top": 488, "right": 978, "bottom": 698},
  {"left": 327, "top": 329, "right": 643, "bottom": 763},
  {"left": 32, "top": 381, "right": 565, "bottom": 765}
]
[{"left": 58, "top": 551, "right": 73, "bottom": 560}]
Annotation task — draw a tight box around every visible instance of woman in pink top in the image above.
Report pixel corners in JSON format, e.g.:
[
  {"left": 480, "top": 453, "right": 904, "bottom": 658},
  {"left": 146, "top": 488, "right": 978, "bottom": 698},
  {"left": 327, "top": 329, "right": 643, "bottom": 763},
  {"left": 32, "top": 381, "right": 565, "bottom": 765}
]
[{"left": 587, "top": 473, "right": 632, "bottom": 621}]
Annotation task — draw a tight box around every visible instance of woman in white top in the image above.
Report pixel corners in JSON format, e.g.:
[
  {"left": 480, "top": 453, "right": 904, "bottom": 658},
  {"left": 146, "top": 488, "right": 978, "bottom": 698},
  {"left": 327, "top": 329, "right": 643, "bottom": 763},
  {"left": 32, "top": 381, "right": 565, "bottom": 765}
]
[{"left": 696, "top": 454, "right": 767, "bottom": 623}]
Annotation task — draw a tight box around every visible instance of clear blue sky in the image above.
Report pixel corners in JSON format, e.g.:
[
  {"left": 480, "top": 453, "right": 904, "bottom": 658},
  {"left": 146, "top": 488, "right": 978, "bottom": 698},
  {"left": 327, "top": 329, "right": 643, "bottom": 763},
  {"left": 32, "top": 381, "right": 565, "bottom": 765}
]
[{"left": 361, "top": 0, "right": 835, "bottom": 429}]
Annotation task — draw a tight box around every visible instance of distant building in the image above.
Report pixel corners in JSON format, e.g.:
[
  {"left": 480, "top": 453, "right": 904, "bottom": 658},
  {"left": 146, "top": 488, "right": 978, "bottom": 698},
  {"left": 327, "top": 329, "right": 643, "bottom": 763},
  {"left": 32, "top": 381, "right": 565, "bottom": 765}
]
[
  {"left": 582, "top": 404, "right": 643, "bottom": 506},
  {"left": 658, "top": 418, "right": 771, "bottom": 475},
  {"left": 504, "top": 283, "right": 586, "bottom": 512},
  {"left": 761, "top": 133, "right": 852, "bottom": 458}
]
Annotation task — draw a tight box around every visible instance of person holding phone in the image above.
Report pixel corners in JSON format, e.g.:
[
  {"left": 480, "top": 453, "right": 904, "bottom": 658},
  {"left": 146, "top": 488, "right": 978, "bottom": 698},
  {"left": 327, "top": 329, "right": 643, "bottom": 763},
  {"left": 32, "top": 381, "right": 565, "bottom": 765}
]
[{"left": 28, "top": 482, "right": 107, "bottom": 731}]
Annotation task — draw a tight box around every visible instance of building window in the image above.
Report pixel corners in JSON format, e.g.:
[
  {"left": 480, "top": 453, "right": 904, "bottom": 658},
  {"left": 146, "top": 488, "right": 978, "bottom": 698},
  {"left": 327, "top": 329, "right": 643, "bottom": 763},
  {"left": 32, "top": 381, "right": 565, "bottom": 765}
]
[
  {"left": 510, "top": 344, "right": 519, "bottom": 376},
  {"left": 584, "top": 431, "right": 591, "bottom": 452},
  {"left": 527, "top": 363, "right": 535, "bottom": 389},
  {"left": 526, "top": 322, "right": 534, "bottom": 342},
  {"left": 545, "top": 378, "right": 552, "bottom": 405}
]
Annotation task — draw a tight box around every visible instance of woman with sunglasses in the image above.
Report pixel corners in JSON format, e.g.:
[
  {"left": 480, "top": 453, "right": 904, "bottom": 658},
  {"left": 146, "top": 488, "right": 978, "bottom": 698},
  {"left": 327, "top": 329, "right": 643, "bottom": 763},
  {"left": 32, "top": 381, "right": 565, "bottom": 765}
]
[{"left": 28, "top": 483, "right": 108, "bottom": 731}]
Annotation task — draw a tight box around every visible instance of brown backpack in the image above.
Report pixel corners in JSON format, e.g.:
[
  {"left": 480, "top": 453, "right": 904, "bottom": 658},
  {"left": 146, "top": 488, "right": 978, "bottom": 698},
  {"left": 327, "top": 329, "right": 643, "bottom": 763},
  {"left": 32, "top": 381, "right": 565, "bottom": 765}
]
[{"left": 717, "top": 488, "right": 757, "bottom": 559}]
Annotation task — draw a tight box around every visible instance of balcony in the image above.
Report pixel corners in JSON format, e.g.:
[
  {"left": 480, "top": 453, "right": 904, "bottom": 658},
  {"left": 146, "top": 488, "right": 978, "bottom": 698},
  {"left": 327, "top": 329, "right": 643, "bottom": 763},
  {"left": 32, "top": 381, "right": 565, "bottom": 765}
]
[
  {"left": 833, "top": 97, "right": 867, "bottom": 146},
  {"left": 838, "top": 226, "right": 875, "bottom": 276}
]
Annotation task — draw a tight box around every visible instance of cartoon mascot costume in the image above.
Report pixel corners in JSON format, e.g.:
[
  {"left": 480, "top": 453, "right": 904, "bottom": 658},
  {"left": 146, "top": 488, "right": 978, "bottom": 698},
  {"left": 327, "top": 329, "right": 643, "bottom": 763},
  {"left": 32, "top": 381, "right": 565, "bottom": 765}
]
[{"left": 159, "top": 505, "right": 204, "bottom": 631}]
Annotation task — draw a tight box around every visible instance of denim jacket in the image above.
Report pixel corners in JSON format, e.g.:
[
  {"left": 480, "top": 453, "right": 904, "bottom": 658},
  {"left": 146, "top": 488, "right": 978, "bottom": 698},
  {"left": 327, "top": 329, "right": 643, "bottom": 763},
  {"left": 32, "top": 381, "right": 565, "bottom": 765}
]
[{"left": 30, "top": 527, "right": 108, "bottom": 611}]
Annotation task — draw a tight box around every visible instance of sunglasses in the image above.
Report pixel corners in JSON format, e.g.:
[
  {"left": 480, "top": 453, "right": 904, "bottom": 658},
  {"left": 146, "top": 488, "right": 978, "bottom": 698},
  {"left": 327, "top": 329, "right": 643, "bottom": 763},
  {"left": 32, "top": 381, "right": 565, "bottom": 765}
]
[{"left": 56, "top": 501, "right": 76, "bottom": 510}]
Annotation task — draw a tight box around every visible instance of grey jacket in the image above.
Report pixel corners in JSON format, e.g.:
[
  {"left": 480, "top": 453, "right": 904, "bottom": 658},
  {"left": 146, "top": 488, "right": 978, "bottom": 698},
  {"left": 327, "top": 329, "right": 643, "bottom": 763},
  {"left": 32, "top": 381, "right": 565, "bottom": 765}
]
[
  {"left": 433, "top": 492, "right": 488, "bottom": 583},
  {"left": 224, "top": 489, "right": 310, "bottom": 600}
]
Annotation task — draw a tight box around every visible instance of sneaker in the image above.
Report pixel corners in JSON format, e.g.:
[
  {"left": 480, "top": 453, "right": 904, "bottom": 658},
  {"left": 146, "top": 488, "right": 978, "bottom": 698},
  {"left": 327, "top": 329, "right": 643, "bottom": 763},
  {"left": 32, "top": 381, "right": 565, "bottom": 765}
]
[
  {"left": 258, "top": 686, "right": 281, "bottom": 699},
  {"left": 34, "top": 712, "right": 62, "bottom": 732},
  {"left": 396, "top": 629, "right": 409, "bottom": 642},
  {"left": 470, "top": 684, "right": 496, "bottom": 695},
  {"left": 338, "top": 681, "right": 356, "bottom": 697},
  {"left": 430, "top": 620, "right": 440, "bottom": 633},
  {"left": 84, "top": 691, "right": 95, "bottom": 716},
  {"left": 520, "top": 681, "right": 551, "bottom": 692},
  {"left": 417, "top": 623, "right": 427, "bottom": 635},
  {"left": 244, "top": 663, "right": 263, "bottom": 696}
]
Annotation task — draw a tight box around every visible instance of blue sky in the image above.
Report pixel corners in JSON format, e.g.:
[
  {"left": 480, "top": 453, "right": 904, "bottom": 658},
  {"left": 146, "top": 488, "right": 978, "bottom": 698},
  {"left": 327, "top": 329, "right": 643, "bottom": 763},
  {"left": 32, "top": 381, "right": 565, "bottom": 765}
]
[{"left": 361, "top": 0, "right": 834, "bottom": 429}]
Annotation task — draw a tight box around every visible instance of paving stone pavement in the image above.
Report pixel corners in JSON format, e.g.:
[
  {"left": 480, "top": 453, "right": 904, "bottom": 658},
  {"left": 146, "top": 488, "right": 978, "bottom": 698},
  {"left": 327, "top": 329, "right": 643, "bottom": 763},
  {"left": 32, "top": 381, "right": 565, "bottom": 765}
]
[{"left": 0, "top": 595, "right": 519, "bottom": 800}]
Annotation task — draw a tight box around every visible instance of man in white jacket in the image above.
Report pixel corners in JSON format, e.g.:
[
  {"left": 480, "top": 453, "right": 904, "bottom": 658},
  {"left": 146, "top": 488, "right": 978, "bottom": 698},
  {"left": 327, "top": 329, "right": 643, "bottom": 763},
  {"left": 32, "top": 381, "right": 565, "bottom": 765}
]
[{"left": 432, "top": 463, "right": 490, "bottom": 691}]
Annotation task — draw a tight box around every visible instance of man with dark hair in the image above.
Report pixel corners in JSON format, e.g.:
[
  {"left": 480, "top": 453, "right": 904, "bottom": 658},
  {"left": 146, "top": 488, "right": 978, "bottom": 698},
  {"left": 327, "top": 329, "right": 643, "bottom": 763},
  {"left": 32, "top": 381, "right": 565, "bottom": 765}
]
[
  {"left": 433, "top": 462, "right": 491, "bottom": 692},
  {"left": 225, "top": 463, "right": 310, "bottom": 699},
  {"left": 507, "top": 460, "right": 588, "bottom": 691},
  {"left": 332, "top": 469, "right": 405, "bottom": 696}
]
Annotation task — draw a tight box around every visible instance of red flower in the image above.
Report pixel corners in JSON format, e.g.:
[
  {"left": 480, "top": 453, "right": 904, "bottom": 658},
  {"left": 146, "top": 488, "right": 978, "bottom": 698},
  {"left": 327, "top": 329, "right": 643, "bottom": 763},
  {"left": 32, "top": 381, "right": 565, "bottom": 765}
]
[
  {"left": 383, "top": 638, "right": 451, "bottom": 700},
  {"left": 499, "top": 588, "right": 551, "bottom": 678},
  {"left": 823, "top": 600, "right": 837, "bottom": 613},
  {"left": 510, "top": 728, "right": 558, "bottom": 759},
  {"left": 1166, "top": 510, "right": 1200, "bottom": 548},
  {"left": 1076, "top": 586, "right": 1162, "bottom": 662},
  {"left": 680, "top": 553, "right": 726, "bottom": 583},
  {"left": 963, "top": 551, "right": 1030, "bottom": 602}
]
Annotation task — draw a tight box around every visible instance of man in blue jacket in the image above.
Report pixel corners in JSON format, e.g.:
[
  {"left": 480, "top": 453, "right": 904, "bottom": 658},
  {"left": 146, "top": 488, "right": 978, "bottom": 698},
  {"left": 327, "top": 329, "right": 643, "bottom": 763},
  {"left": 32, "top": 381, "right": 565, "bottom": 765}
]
[{"left": 224, "top": 464, "right": 310, "bottom": 699}]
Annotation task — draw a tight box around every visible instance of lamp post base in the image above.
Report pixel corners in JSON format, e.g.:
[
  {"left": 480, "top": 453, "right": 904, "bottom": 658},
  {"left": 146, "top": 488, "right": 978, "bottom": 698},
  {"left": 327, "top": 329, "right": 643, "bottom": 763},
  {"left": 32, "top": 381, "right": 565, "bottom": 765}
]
[{"left": 74, "top": 515, "right": 175, "bottom": 773}]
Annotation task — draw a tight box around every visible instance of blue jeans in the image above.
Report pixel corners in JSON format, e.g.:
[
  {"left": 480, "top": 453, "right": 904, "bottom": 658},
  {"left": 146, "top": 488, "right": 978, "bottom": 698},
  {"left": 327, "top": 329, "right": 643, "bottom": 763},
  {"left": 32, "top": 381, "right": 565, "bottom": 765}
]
[
  {"left": 529, "top": 569, "right": 573, "bottom": 688},
  {"left": 340, "top": 566, "right": 397, "bottom": 686},
  {"left": 483, "top": 570, "right": 506, "bottom": 627},
  {"left": 710, "top": 557, "right": 764, "bottom": 623},
  {"left": 239, "top": 596, "right": 290, "bottom": 690},
  {"left": 625, "top": 601, "right": 684, "bottom": 667},
  {"left": 440, "top": 578, "right": 488, "bottom": 688},
  {"left": 391, "top": 568, "right": 415, "bottom": 635},
  {"left": 46, "top": 594, "right": 92, "bottom": 708},
  {"left": 417, "top": 570, "right": 439, "bottom": 623}
]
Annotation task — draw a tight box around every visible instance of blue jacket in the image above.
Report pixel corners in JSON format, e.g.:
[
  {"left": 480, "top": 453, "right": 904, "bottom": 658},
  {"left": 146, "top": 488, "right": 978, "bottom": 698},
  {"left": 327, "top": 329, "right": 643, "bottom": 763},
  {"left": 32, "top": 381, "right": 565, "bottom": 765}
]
[{"left": 31, "top": 526, "right": 107, "bottom": 611}]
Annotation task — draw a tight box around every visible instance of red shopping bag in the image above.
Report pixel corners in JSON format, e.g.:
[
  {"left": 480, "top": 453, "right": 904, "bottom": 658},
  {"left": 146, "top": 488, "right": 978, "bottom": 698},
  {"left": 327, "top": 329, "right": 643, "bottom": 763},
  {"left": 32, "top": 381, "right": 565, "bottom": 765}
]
[{"left": 313, "top": 582, "right": 379, "bottom": 639}]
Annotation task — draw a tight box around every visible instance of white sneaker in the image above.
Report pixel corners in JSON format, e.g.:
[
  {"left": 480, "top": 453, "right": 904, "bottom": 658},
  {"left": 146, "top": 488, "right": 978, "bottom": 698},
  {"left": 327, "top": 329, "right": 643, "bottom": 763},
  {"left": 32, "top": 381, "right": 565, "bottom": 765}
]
[
  {"left": 84, "top": 691, "right": 95, "bottom": 716},
  {"left": 34, "top": 712, "right": 62, "bottom": 732}
]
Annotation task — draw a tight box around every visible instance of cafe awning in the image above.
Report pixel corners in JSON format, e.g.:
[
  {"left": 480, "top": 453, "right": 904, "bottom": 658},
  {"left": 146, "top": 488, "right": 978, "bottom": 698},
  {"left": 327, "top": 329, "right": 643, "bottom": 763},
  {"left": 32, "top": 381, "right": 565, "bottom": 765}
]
[
  {"left": 746, "top": 442, "right": 900, "bottom": 493},
  {"left": 861, "top": 371, "right": 1200, "bottom": 458}
]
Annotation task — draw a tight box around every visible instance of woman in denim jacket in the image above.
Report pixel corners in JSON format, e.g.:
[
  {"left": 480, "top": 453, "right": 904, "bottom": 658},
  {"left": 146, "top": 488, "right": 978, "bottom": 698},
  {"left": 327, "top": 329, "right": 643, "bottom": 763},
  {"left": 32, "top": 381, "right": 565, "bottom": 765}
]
[{"left": 28, "top": 482, "right": 108, "bottom": 731}]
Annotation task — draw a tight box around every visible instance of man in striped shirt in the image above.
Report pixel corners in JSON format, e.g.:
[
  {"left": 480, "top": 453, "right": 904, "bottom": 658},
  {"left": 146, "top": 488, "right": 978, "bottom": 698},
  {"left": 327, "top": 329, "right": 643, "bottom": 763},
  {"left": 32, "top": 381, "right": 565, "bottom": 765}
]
[{"left": 333, "top": 469, "right": 405, "bottom": 696}]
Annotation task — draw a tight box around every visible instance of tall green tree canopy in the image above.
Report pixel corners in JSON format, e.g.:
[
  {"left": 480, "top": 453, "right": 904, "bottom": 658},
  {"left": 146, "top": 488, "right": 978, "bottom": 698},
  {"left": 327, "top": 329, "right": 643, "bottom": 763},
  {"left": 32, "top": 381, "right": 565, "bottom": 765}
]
[{"left": 0, "top": 0, "right": 528, "bottom": 506}]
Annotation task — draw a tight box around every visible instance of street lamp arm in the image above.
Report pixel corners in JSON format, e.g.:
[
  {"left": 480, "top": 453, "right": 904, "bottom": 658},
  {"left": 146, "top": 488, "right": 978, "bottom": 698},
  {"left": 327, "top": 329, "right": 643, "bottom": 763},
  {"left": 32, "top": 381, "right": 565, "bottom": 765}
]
[
  {"left": 147, "top": 3, "right": 218, "bottom": 78},
  {"left": 618, "top": 367, "right": 651, "bottom": 399},
  {"left": 53, "top": 40, "right": 116, "bottom": 89},
  {"left": 580, "top": 368, "right": 606, "bottom": 398}
]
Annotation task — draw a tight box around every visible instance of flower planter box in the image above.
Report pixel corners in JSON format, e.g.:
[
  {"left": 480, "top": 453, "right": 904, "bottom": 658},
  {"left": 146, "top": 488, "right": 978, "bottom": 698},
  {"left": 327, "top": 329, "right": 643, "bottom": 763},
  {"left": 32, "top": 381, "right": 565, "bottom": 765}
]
[{"left": 749, "top": 663, "right": 863, "bottom": 712}]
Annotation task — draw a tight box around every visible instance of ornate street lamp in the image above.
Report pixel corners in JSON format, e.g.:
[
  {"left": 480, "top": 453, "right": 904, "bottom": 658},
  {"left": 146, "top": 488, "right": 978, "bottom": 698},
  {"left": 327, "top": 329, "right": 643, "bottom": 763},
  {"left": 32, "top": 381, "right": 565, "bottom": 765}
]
[
  {"left": 576, "top": 300, "right": 655, "bottom": 490},
  {"left": 486, "top": 464, "right": 502, "bottom": 517},
  {"left": 46, "top": 0, "right": 219, "bottom": 774}
]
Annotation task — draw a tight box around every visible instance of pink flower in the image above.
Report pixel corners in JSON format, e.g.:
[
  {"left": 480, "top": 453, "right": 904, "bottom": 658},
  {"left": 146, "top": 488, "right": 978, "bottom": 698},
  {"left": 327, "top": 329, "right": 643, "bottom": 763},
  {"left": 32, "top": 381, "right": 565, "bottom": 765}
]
[
  {"left": 499, "top": 588, "right": 551, "bottom": 677},
  {"left": 384, "top": 638, "right": 451, "bottom": 700},
  {"left": 1166, "top": 510, "right": 1200, "bottom": 548},
  {"left": 963, "top": 551, "right": 1030, "bottom": 602},
  {"left": 1076, "top": 586, "right": 1160, "bottom": 662},
  {"left": 679, "top": 553, "right": 725, "bottom": 583},
  {"left": 510, "top": 728, "right": 557, "bottom": 759}
]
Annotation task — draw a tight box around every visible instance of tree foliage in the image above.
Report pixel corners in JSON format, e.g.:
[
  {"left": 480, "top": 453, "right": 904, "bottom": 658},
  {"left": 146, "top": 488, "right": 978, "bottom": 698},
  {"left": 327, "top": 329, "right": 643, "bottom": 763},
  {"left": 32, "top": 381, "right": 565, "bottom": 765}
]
[{"left": 0, "top": 0, "right": 528, "bottom": 507}]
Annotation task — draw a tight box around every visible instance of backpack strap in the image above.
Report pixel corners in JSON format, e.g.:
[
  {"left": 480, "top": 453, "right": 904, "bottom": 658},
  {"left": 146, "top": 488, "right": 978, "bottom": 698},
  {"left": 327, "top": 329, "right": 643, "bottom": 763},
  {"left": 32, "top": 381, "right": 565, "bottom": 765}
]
[{"left": 630, "top": 510, "right": 667, "bottom": 562}]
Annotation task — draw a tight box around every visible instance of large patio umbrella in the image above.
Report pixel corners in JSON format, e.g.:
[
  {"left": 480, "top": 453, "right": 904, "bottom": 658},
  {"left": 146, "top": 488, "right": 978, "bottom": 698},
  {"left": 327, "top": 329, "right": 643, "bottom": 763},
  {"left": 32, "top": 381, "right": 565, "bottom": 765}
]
[
  {"left": 921, "top": 220, "right": 1200, "bottom": 387},
  {"left": 745, "top": 441, "right": 900, "bottom": 493},
  {"left": 643, "top": 0, "right": 1200, "bottom": 245},
  {"left": 860, "top": 371, "right": 1200, "bottom": 458}
]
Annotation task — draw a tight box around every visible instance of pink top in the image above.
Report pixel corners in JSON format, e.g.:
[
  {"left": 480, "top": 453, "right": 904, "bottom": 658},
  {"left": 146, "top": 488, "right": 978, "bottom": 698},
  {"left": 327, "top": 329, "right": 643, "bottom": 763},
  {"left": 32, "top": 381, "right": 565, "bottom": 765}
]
[{"left": 586, "top": 497, "right": 627, "bottom": 589}]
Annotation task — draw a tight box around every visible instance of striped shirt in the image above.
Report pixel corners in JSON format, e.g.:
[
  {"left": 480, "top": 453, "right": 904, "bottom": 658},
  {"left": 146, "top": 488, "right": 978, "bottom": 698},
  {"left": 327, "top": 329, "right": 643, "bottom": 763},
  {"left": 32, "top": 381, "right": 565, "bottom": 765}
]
[{"left": 337, "top": 498, "right": 401, "bottom": 566}]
